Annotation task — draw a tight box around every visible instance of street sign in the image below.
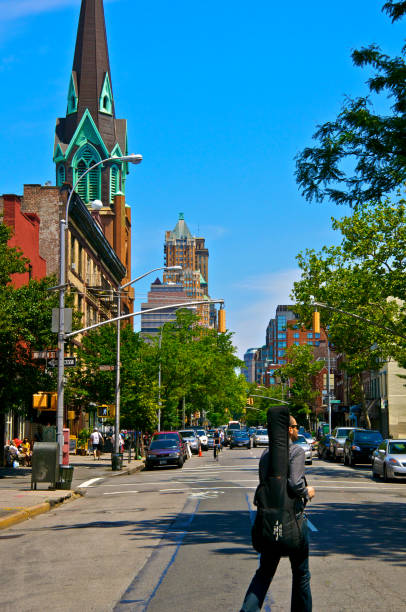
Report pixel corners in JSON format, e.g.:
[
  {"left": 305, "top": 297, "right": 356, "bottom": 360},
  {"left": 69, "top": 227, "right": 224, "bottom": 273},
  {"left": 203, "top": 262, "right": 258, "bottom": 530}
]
[
  {"left": 47, "top": 357, "right": 76, "bottom": 368},
  {"left": 32, "top": 350, "right": 57, "bottom": 360},
  {"left": 51, "top": 308, "right": 73, "bottom": 333},
  {"left": 99, "top": 365, "right": 115, "bottom": 371},
  {"left": 330, "top": 399, "right": 341, "bottom": 404}
]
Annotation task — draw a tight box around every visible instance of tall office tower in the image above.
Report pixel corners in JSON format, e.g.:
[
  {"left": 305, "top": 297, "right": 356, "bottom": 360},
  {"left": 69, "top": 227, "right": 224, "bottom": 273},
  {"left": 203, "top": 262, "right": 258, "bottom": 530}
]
[{"left": 163, "top": 213, "right": 210, "bottom": 326}]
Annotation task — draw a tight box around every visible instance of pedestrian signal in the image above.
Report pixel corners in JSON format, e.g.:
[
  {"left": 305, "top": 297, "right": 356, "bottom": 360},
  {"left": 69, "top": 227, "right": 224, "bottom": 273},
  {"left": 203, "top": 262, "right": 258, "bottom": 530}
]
[
  {"left": 246, "top": 397, "right": 254, "bottom": 406},
  {"left": 33, "top": 392, "right": 57, "bottom": 411},
  {"left": 312, "top": 310, "right": 320, "bottom": 334},
  {"left": 97, "top": 404, "right": 115, "bottom": 418}
]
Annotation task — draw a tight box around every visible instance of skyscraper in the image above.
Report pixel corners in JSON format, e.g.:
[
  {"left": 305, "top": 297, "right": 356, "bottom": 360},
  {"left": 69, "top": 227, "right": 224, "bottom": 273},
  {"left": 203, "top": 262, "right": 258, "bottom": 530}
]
[{"left": 163, "top": 213, "right": 210, "bottom": 326}]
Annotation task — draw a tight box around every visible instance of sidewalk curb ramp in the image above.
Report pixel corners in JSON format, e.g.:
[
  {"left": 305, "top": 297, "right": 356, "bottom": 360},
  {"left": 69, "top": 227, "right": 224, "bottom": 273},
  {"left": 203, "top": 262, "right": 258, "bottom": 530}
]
[{"left": 0, "top": 490, "right": 84, "bottom": 530}]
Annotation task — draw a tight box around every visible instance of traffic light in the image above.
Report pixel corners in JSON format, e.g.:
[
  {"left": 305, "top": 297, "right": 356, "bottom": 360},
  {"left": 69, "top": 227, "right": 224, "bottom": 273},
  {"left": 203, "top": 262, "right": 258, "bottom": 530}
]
[
  {"left": 312, "top": 310, "right": 320, "bottom": 334},
  {"left": 218, "top": 308, "right": 226, "bottom": 333}
]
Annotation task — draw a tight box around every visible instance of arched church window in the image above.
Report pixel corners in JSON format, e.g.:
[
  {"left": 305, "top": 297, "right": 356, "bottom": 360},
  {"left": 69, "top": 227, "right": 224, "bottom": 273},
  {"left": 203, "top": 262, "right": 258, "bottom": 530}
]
[{"left": 73, "top": 144, "right": 101, "bottom": 203}]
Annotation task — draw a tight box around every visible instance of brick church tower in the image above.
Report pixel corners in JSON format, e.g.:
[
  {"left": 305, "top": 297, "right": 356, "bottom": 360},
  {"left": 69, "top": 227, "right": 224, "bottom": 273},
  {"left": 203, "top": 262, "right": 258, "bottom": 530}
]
[{"left": 53, "top": 0, "right": 133, "bottom": 293}]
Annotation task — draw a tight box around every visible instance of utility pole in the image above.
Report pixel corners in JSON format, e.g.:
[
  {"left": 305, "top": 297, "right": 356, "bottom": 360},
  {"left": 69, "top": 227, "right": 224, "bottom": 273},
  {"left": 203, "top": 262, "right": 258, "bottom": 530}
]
[
  {"left": 327, "top": 341, "right": 331, "bottom": 434},
  {"left": 158, "top": 330, "right": 162, "bottom": 431},
  {"left": 182, "top": 396, "right": 186, "bottom": 428}
]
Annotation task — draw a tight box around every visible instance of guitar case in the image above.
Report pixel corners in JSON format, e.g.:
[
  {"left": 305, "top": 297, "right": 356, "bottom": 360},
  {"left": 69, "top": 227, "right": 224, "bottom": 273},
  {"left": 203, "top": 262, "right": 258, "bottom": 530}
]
[{"left": 251, "top": 406, "right": 304, "bottom": 555}]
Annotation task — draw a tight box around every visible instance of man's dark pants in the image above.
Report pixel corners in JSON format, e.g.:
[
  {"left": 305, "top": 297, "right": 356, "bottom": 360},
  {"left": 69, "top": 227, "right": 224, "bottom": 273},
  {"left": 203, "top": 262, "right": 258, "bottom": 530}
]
[{"left": 240, "top": 521, "right": 312, "bottom": 612}]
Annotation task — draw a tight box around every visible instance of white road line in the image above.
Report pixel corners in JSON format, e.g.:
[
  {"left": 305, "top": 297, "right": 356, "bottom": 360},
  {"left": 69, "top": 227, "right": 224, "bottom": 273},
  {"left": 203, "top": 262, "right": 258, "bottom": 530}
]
[
  {"left": 77, "top": 477, "right": 103, "bottom": 488},
  {"left": 307, "top": 519, "right": 318, "bottom": 532},
  {"left": 312, "top": 485, "right": 406, "bottom": 490},
  {"left": 104, "top": 490, "right": 139, "bottom": 495}
]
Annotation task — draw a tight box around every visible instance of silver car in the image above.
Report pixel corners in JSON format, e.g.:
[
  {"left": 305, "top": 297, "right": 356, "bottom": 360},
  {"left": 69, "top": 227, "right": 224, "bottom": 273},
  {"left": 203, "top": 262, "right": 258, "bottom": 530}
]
[
  {"left": 253, "top": 428, "right": 269, "bottom": 447},
  {"left": 294, "top": 434, "right": 313, "bottom": 465},
  {"left": 372, "top": 439, "right": 406, "bottom": 481},
  {"left": 179, "top": 430, "right": 200, "bottom": 455},
  {"left": 329, "top": 427, "right": 356, "bottom": 461}
]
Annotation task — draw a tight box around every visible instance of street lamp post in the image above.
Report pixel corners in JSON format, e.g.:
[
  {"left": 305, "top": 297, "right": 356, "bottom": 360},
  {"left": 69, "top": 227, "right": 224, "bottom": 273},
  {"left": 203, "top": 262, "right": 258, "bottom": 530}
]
[
  {"left": 56, "top": 154, "right": 142, "bottom": 465},
  {"left": 113, "top": 265, "right": 181, "bottom": 466}
]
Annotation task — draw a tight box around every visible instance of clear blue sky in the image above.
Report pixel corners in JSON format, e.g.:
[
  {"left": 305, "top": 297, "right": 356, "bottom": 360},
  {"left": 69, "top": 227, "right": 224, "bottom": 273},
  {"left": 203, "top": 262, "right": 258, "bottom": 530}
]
[{"left": 0, "top": 0, "right": 403, "bottom": 357}]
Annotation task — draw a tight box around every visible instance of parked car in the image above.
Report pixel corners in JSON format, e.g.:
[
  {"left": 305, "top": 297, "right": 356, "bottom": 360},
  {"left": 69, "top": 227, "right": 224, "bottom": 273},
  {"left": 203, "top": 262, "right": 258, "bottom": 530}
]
[
  {"left": 195, "top": 429, "right": 208, "bottom": 451},
  {"left": 372, "top": 439, "right": 406, "bottom": 481},
  {"left": 343, "top": 429, "right": 383, "bottom": 466},
  {"left": 151, "top": 431, "right": 187, "bottom": 461},
  {"left": 178, "top": 429, "right": 201, "bottom": 455},
  {"left": 224, "top": 429, "right": 234, "bottom": 447},
  {"left": 329, "top": 427, "right": 357, "bottom": 461},
  {"left": 317, "top": 435, "right": 331, "bottom": 459},
  {"left": 293, "top": 434, "right": 313, "bottom": 465},
  {"left": 302, "top": 431, "right": 316, "bottom": 450},
  {"left": 207, "top": 432, "right": 215, "bottom": 449},
  {"left": 230, "top": 430, "right": 251, "bottom": 449},
  {"left": 253, "top": 428, "right": 269, "bottom": 448},
  {"left": 145, "top": 439, "right": 184, "bottom": 469}
]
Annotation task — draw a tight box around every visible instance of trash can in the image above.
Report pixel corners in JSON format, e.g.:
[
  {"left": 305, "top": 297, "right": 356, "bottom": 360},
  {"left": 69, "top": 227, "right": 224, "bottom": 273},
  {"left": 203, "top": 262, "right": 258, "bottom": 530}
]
[
  {"left": 31, "top": 442, "right": 59, "bottom": 490},
  {"left": 57, "top": 465, "right": 74, "bottom": 490},
  {"left": 111, "top": 452, "right": 123, "bottom": 471}
]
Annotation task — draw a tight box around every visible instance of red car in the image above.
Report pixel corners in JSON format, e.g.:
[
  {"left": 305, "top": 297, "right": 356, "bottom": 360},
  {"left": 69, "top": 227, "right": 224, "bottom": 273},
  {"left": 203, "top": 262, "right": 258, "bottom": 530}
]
[{"left": 150, "top": 431, "right": 188, "bottom": 461}]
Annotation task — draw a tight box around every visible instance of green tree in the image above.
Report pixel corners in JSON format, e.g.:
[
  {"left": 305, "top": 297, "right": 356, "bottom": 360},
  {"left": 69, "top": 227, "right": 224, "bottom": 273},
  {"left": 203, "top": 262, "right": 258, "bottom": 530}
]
[
  {"left": 68, "top": 325, "right": 159, "bottom": 432},
  {"left": 295, "top": 2, "right": 406, "bottom": 207},
  {"left": 292, "top": 198, "right": 406, "bottom": 426},
  {"left": 279, "top": 345, "right": 323, "bottom": 424},
  {"left": 0, "top": 223, "right": 60, "bottom": 418},
  {"left": 152, "top": 309, "right": 246, "bottom": 429}
]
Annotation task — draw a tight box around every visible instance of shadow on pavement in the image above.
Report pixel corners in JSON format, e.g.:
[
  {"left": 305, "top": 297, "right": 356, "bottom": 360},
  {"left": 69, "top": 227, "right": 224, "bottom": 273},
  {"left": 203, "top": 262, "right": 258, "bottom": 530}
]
[{"left": 308, "top": 501, "right": 406, "bottom": 566}]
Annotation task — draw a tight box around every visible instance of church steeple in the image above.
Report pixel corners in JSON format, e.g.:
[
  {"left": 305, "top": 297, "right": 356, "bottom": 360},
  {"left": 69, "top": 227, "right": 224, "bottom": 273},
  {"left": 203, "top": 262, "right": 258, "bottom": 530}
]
[
  {"left": 54, "top": 0, "right": 129, "bottom": 207},
  {"left": 71, "top": 0, "right": 116, "bottom": 133}
]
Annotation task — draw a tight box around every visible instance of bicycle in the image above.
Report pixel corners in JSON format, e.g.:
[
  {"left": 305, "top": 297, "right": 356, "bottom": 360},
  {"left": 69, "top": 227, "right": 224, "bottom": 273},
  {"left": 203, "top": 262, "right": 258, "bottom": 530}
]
[{"left": 213, "top": 442, "right": 220, "bottom": 461}]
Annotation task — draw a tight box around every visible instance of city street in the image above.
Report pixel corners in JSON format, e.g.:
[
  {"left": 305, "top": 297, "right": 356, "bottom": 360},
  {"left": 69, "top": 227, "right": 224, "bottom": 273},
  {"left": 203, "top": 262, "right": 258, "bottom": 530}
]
[{"left": 1, "top": 447, "right": 406, "bottom": 611}]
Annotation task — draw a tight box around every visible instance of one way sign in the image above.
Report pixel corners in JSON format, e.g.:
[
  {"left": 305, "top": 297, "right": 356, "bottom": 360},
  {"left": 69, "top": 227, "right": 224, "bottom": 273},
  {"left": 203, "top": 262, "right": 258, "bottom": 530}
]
[{"left": 48, "top": 357, "right": 76, "bottom": 368}]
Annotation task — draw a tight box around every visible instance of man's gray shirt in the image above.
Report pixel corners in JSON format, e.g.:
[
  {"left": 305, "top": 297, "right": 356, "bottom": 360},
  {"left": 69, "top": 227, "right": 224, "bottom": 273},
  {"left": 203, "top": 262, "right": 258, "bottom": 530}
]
[{"left": 259, "top": 441, "right": 309, "bottom": 508}]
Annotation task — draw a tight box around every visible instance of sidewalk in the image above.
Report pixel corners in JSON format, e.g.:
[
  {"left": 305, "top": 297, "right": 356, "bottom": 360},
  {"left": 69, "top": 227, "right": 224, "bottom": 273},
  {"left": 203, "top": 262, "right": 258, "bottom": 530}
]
[{"left": 0, "top": 451, "right": 144, "bottom": 530}]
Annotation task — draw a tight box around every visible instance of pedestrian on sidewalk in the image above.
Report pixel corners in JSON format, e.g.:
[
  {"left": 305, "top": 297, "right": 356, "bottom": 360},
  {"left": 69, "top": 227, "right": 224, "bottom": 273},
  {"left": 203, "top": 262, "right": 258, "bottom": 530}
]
[
  {"left": 90, "top": 428, "right": 104, "bottom": 460},
  {"left": 240, "top": 415, "right": 315, "bottom": 612}
]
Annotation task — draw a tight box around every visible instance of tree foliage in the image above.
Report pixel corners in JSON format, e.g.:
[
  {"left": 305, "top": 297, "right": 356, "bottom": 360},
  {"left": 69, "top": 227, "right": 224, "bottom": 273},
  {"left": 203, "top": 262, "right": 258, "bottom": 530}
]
[
  {"left": 0, "top": 222, "right": 59, "bottom": 416},
  {"left": 291, "top": 198, "right": 406, "bottom": 425},
  {"left": 67, "top": 309, "right": 246, "bottom": 432},
  {"left": 279, "top": 345, "right": 323, "bottom": 422},
  {"left": 295, "top": 3, "right": 406, "bottom": 207}
]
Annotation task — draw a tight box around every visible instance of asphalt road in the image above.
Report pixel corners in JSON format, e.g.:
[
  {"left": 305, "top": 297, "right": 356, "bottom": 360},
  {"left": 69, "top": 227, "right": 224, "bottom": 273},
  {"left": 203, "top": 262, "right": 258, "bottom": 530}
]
[{"left": 1, "top": 446, "right": 406, "bottom": 611}]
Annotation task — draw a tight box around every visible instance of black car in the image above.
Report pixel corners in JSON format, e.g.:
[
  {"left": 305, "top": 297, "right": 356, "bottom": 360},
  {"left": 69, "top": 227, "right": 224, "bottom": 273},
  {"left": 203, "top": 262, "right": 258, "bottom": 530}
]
[
  {"left": 229, "top": 430, "right": 251, "bottom": 449},
  {"left": 343, "top": 429, "right": 383, "bottom": 466},
  {"left": 317, "top": 434, "right": 331, "bottom": 459}
]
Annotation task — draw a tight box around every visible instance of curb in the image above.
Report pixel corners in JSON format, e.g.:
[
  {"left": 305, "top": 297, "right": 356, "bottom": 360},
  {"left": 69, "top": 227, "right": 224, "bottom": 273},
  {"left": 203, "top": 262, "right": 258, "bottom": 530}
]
[
  {"left": 99, "top": 459, "right": 145, "bottom": 479},
  {"left": 0, "top": 490, "right": 83, "bottom": 531}
]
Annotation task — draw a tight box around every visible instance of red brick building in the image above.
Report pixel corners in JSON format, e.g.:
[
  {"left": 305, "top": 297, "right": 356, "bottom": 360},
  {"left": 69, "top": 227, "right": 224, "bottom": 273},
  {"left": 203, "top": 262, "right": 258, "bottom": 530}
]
[{"left": 1, "top": 194, "right": 46, "bottom": 287}]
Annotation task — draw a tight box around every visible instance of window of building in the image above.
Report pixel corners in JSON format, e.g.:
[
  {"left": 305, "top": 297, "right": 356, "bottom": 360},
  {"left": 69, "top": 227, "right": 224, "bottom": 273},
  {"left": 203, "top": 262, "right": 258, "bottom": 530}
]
[
  {"left": 57, "top": 164, "right": 65, "bottom": 187},
  {"left": 278, "top": 333, "right": 286, "bottom": 339},
  {"left": 279, "top": 359, "right": 286, "bottom": 365},
  {"left": 73, "top": 144, "right": 101, "bottom": 203},
  {"left": 315, "top": 333, "right": 320, "bottom": 339},
  {"left": 78, "top": 245, "right": 83, "bottom": 278},
  {"left": 307, "top": 341, "right": 313, "bottom": 345},
  {"left": 293, "top": 332, "right": 300, "bottom": 339},
  {"left": 314, "top": 341, "right": 320, "bottom": 346},
  {"left": 307, "top": 332, "right": 313, "bottom": 339},
  {"left": 278, "top": 341, "right": 287, "bottom": 348},
  {"left": 294, "top": 341, "right": 300, "bottom": 345},
  {"left": 278, "top": 350, "right": 286, "bottom": 357}
]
